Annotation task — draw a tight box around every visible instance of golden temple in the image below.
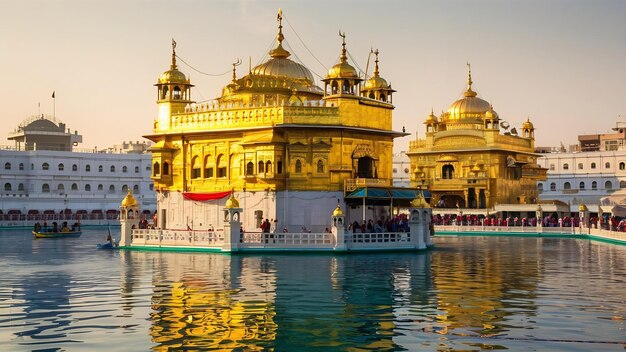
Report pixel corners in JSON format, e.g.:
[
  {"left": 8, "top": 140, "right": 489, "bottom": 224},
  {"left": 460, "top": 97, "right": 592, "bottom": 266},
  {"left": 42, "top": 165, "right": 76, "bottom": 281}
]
[
  {"left": 407, "top": 64, "right": 547, "bottom": 209},
  {"left": 144, "top": 10, "right": 405, "bottom": 232}
]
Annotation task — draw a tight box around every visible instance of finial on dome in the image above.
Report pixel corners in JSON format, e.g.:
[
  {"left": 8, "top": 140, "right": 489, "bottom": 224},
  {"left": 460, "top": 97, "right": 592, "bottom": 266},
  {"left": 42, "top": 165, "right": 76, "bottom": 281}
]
[
  {"left": 269, "top": 9, "right": 290, "bottom": 58},
  {"left": 171, "top": 38, "right": 178, "bottom": 70},
  {"left": 373, "top": 49, "right": 380, "bottom": 77},
  {"left": 464, "top": 62, "right": 477, "bottom": 97},
  {"left": 231, "top": 58, "right": 242, "bottom": 83},
  {"left": 339, "top": 30, "right": 347, "bottom": 63}
]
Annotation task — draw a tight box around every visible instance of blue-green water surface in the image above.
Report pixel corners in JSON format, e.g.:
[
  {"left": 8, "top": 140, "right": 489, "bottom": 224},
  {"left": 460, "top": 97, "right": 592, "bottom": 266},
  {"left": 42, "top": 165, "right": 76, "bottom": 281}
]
[{"left": 0, "top": 228, "right": 624, "bottom": 351}]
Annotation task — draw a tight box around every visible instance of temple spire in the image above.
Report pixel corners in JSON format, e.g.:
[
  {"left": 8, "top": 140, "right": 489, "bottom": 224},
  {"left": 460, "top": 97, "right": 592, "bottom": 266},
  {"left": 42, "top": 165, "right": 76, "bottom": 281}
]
[
  {"left": 339, "top": 30, "right": 348, "bottom": 63},
  {"left": 373, "top": 49, "right": 380, "bottom": 77},
  {"left": 171, "top": 38, "right": 177, "bottom": 70},
  {"left": 464, "top": 62, "right": 477, "bottom": 97},
  {"left": 269, "top": 8, "right": 290, "bottom": 58}
]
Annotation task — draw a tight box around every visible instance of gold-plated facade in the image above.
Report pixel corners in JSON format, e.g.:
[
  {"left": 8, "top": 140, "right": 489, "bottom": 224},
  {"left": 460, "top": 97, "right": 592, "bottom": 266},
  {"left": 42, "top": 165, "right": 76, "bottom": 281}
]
[
  {"left": 407, "top": 64, "right": 547, "bottom": 208},
  {"left": 145, "top": 11, "right": 402, "bottom": 195}
]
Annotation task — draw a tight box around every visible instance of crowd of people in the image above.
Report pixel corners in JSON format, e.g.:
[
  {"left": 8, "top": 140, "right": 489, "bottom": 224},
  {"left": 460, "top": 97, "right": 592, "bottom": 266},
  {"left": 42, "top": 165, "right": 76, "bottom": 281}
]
[{"left": 348, "top": 215, "right": 410, "bottom": 234}]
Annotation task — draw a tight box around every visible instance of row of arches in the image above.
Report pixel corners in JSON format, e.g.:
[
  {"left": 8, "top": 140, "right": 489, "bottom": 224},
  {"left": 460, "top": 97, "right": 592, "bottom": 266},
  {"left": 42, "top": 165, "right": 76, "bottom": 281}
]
[
  {"left": 4, "top": 162, "right": 142, "bottom": 173},
  {"left": 538, "top": 180, "right": 625, "bottom": 192},
  {"left": 4, "top": 183, "right": 148, "bottom": 193},
  {"left": 560, "top": 161, "right": 626, "bottom": 171}
]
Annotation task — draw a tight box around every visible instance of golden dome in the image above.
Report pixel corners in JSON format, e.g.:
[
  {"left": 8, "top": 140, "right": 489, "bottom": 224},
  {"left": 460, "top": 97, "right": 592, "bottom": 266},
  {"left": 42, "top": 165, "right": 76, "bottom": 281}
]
[
  {"left": 121, "top": 190, "right": 138, "bottom": 207},
  {"left": 225, "top": 192, "right": 240, "bottom": 209},
  {"left": 332, "top": 204, "right": 344, "bottom": 216},
  {"left": 363, "top": 50, "right": 389, "bottom": 89},
  {"left": 324, "top": 32, "right": 360, "bottom": 81},
  {"left": 251, "top": 9, "right": 315, "bottom": 83},
  {"left": 158, "top": 39, "right": 188, "bottom": 84},
  {"left": 424, "top": 109, "right": 438, "bottom": 123},
  {"left": 578, "top": 203, "right": 588, "bottom": 212},
  {"left": 522, "top": 118, "right": 534, "bottom": 129},
  {"left": 485, "top": 105, "right": 499, "bottom": 120},
  {"left": 446, "top": 63, "right": 491, "bottom": 122},
  {"left": 410, "top": 193, "right": 430, "bottom": 208}
]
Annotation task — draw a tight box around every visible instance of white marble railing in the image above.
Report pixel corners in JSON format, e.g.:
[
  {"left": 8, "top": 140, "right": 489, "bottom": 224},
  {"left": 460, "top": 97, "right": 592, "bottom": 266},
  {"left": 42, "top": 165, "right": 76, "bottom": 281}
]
[
  {"left": 242, "top": 232, "right": 333, "bottom": 247},
  {"left": 346, "top": 232, "right": 410, "bottom": 243},
  {"left": 435, "top": 225, "right": 583, "bottom": 234},
  {"left": 131, "top": 229, "right": 224, "bottom": 247}
]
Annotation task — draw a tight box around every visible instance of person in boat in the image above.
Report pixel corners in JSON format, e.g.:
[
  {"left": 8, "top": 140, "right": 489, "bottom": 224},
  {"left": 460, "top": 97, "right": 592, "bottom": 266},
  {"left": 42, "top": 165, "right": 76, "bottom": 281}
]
[
  {"left": 52, "top": 222, "right": 58, "bottom": 233},
  {"left": 106, "top": 233, "right": 113, "bottom": 246},
  {"left": 61, "top": 221, "right": 70, "bottom": 233},
  {"left": 34, "top": 222, "right": 41, "bottom": 233}
]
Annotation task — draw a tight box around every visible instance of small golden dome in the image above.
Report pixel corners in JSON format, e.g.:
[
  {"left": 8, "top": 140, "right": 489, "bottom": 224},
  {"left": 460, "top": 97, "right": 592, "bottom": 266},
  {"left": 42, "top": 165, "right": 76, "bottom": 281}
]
[
  {"left": 425, "top": 109, "right": 438, "bottom": 123},
  {"left": 410, "top": 193, "right": 430, "bottom": 208},
  {"left": 121, "top": 190, "right": 137, "bottom": 207},
  {"left": 364, "top": 75, "right": 389, "bottom": 89},
  {"left": 332, "top": 204, "right": 344, "bottom": 216},
  {"left": 324, "top": 32, "right": 361, "bottom": 81},
  {"left": 225, "top": 192, "right": 240, "bottom": 209},
  {"left": 522, "top": 117, "right": 534, "bottom": 129},
  {"left": 485, "top": 105, "right": 499, "bottom": 120},
  {"left": 578, "top": 203, "right": 588, "bottom": 212},
  {"left": 446, "top": 63, "right": 491, "bottom": 122},
  {"left": 471, "top": 164, "right": 481, "bottom": 172},
  {"left": 158, "top": 69, "right": 188, "bottom": 84}
]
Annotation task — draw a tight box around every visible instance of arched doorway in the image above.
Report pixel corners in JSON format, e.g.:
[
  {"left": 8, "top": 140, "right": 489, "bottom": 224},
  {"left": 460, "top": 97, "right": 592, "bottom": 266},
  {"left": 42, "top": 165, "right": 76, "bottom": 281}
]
[{"left": 357, "top": 156, "right": 374, "bottom": 178}]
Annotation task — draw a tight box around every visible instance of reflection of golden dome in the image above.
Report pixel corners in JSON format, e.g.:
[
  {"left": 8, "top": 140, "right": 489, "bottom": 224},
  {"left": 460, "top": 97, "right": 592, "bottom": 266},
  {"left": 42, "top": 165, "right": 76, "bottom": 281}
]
[
  {"left": 522, "top": 118, "right": 534, "bottom": 129},
  {"left": 332, "top": 204, "right": 344, "bottom": 216},
  {"left": 121, "top": 190, "right": 138, "bottom": 207},
  {"left": 225, "top": 192, "right": 240, "bottom": 209}
]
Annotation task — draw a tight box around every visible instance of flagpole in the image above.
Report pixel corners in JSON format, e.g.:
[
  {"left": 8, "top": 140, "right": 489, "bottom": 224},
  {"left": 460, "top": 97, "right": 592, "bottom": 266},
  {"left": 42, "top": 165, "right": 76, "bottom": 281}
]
[{"left": 52, "top": 91, "right": 55, "bottom": 119}]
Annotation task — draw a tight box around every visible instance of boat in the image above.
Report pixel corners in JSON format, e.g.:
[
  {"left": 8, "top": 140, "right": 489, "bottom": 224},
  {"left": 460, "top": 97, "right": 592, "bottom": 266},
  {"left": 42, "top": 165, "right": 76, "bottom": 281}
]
[
  {"left": 97, "top": 225, "right": 118, "bottom": 249},
  {"left": 33, "top": 230, "right": 82, "bottom": 238}
]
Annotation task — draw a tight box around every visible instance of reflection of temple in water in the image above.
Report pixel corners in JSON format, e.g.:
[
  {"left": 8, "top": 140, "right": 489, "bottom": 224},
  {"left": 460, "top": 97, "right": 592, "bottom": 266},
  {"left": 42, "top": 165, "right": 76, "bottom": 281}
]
[{"left": 121, "top": 251, "right": 433, "bottom": 350}]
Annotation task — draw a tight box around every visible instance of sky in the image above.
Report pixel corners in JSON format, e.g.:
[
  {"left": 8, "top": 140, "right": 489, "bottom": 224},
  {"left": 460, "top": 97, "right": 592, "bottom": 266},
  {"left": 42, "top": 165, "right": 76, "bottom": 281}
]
[{"left": 1, "top": 0, "right": 625, "bottom": 153}]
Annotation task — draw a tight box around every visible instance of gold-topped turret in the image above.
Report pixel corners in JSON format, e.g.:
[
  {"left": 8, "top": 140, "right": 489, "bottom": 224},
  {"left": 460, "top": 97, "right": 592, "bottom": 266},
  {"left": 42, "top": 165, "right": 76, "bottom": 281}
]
[
  {"left": 410, "top": 192, "right": 430, "bottom": 208},
  {"left": 269, "top": 9, "right": 290, "bottom": 59},
  {"left": 325, "top": 31, "right": 359, "bottom": 80},
  {"left": 332, "top": 204, "right": 344, "bottom": 217},
  {"left": 225, "top": 191, "right": 240, "bottom": 209},
  {"left": 121, "top": 190, "right": 138, "bottom": 207},
  {"left": 464, "top": 62, "right": 477, "bottom": 98}
]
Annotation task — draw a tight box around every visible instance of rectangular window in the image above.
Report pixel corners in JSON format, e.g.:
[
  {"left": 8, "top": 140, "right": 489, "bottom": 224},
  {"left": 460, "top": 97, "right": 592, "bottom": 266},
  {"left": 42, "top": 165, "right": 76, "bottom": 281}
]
[
  {"left": 205, "top": 167, "right": 214, "bottom": 178},
  {"left": 217, "top": 167, "right": 227, "bottom": 178},
  {"left": 549, "top": 164, "right": 555, "bottom": 171}
]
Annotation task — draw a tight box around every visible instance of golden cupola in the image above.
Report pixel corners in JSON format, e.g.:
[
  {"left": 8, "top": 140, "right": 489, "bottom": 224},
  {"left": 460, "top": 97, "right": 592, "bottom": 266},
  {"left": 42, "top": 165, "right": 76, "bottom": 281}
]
[
  {"left": 361, "top": 49, "right": 395, "bottom": 103},
  {"left": 121, "top": 190, "right": 138, "bottom": 207},
  {"left": 521, "top": 117, "right": 535, "bottom": 139},
  {"left": 322, "top": 32, "right": 362, "bottom": 96},
  {"left": 445, "top": 63, "right": 491, "bottom": 122},
  {"left": 250, "top": 9, "right": 315, "bottom": 83},
  {"left": 158, "top": 40, "right": 191, "bottom": 85},
  {"left": 424, "top": 108, "right": 439, "bottom": 134}
]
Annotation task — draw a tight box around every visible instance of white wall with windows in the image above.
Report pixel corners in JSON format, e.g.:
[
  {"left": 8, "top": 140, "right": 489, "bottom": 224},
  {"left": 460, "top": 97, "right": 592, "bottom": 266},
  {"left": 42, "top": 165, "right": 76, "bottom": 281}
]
[{"left": 537, "top": 150, "right": 626, "bottom": 211}]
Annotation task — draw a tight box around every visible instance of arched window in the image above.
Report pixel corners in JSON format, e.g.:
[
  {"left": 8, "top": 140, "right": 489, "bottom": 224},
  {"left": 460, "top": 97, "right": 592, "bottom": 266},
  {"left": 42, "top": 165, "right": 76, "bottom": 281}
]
[
  {"left": 58, "top": 184, "right": 65, "bottom": 192},
  {"left": 173, "top": 86, "right": 181, "bottom": 99},
  {"left": 266, "top": 160, "right": 272, "bottom": 174},
  {"left": 246, "top": 161, "right": 254, "bottom": 176},
  {"left": 110, "top": 165, "right": 115, "bottom": 172},
  {"left": 537, "top": 183, "right": 544, "bottom": 192},
  {"left": 42, "top": 184, "right": 50, "bottom": 193},
  {"left": 86, "top": 164, "right": 91, "bottom": 172},
  {"left": 550, "top": 182, "right": 556, "bottom": 191},
  {"left": 563, "top": 163, "right": 569, "bottom": 170},
  {"left": 133, "top": 185, "right": 139, "bottom": 193},
  {"left": 592, "top": 181, "right": 597, "bottom": 190},
  {"left": 98, "top": 184, "right": 103, "bottom": 191},
  {"left": 4, "top": 162, "right": 10, "bottom": 170},
  {"left": 317, "top": 159, "right": 324, "bottom": 173},
  {"left": 135, "top": 166, "right": 139, "bottom": 173},
  {"left": 204, "top": 155, "right": 213, "bottom": 178},
  {"left": 85, "top": 184, "right": 91, "bottom": 192},
  {"left": 605, "top": 162, "right": 611, "bottom": 169},
  {"left": 19, "top": 163, "right": 24, "bottom": 170},
  {"left": 216, "top": 155, "right": 226, "bottom": 178},
  {"left": 393, "top": 168, "right": 398, "bottom": 174},
  {"left": 163, "top": 162, "right": 170, "bottom": 175},
  {"left": 577, "top": 163, "right": 583, "bottom": 170},
  {"left": 442, "top": 164, "right": 454, "bottom": 179},
  {"left": 58, "top": 163, "right": 64, "bottom": 171},
  {"left": 18, "top": 183, "right": 24, "bottom": 191},
  {"left": 258, "top": 161, "right": 264, "bottom": 174},
  {"left": 4, "top": 183, "right": 11, "bottom": 191},
  {"left": 620, "top": 181, "right": 626, "bottom": 189},
  {"left": 606, "top": 181, "right": 613, "bottom": 190},
  {"left": 191, "top": 156, "right": 201, "bottom": 179},
  {"left": 122, "top": 184, "right": 128, "bottom": 192},
  {"left": 620, "top": 162, "right": 626, "bottom": 171},
  {"left": 71, "top": 183, "right": 78, "bottom": 191},
  {"left": 295, "top": 159, "right": 302, "bottom": 173},
  {"left": 122, "top": 166, "right": 128, "bottom": 173},
  {"left": 72, "top": 164, "right": 78, "bottom": 171},
  {"left": 564, "top": 182, "right": 571, "bottom": 190},
  {"left": 149, "top": 184, "right": 154, "bottom": 191},
  {"left": 591, "top": 162, "right": 596, "bottom": 169},
  {"left": 109, "top": 185, "right": 115, "bottom": 192},
  {"left": 153, "top": 162, "right": 160, "bottom": 176},
  {"left": 331, "top": 81, "right": 339, "bottom": 94},
  {"left": 579, "top": 182, "right": 585, "bottom": 190},
  {"left": 98, "top": 165, "right": 103, "bottom": 172},
  {"left": 42, "top": 163, "right": 49, "bottom": 170}
]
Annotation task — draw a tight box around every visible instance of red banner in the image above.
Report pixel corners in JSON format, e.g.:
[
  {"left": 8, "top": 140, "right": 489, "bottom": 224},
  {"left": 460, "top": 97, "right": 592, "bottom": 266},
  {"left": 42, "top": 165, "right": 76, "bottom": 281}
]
[{"left": 183, "top": 191, "right": 231, "bottom": 202}]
